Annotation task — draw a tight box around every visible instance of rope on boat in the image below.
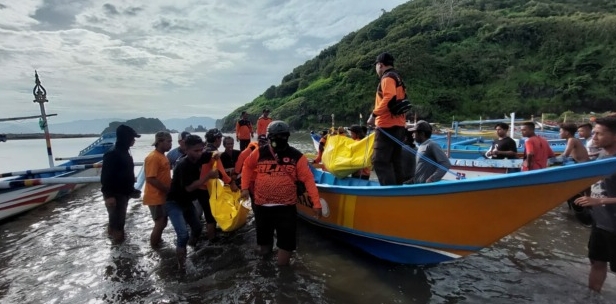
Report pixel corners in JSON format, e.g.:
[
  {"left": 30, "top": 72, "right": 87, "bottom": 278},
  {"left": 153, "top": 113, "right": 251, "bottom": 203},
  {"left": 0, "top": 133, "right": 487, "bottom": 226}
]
[{"left": 376, "top": 127, "right": 466, "bottom": 180}]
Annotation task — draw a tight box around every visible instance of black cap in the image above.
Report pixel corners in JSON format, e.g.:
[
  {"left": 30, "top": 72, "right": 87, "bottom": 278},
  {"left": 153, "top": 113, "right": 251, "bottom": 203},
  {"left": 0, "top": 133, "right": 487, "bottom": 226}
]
[
  {"left": 116, "top": 124, "right": 140, "bottom": 138},
  {"left": 263, "top": 108, "right": 270, "bottom": 113},
  {"left": 375, "top": 52, "right": 395, "bottom": 66},
  {"left": 179, "top": 131, "right": 190, "bottom": 140},
  {"left": 408, "top": 120, "right": 432, "bottom": 132}
]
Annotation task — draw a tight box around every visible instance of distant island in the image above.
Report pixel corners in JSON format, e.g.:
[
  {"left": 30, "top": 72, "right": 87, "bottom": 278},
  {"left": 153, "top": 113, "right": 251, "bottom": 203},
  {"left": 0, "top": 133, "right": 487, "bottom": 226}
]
[{"left": 101, "top": 117, "right": 167, "bottom": 134}]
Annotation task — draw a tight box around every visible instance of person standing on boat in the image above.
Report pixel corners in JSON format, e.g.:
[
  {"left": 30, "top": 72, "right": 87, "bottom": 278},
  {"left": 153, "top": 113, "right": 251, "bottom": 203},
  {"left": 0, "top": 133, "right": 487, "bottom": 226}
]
[
  {"left": 101, "top": 124, "right": 141, "bottom": 244},
  {"left": 485, "top": 123, "right": 517, "bottom": 159},
  {"left": 256, "top": 109, "right": 272, "bottom": 137},
  {"left": 167, "top": 131, "right": 190, "bottom": 169},
  {"left": 236, "top": 111, "right": 254, "bottom": 151},
  {"left": 166, "top": 135, "right": 219, "bottom": 270},
  {"left": 579, "top": 123, "right": 601, "bottom": 160},
  {"left": 574, "top": 116, "right": 616, "bottom": 294},
  {"left": 366, "top": 52, "right": 407, "bottom": 185},
  {"left": 559, "top": 123, "right": 589, "bottom": 163},
  {"left": 520, "top": 122, "right": 554, "bottom": 171},
  {"left": 241, "top": 121, "right": 322, "bottom": 266},
  {"left": 409, "top": 120, "right": 450, "bottom": 183},
  {"left": 143, "top": 131, "right": 172, "bottom": 248}
]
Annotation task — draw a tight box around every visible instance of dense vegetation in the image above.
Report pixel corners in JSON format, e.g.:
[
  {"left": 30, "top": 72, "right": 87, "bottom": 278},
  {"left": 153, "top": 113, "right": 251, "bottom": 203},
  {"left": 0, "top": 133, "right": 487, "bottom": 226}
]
[{"left": 220, "top": 0, "right": 616, "bottom": 131}]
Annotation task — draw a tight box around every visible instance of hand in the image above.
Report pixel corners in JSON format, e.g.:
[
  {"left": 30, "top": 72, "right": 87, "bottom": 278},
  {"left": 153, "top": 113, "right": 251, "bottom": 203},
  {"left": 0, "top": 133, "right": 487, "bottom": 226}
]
[
  {"left": 236, "top": 137, "right": 239, "bottom": 141},
  {"left": 367, "top": 115, "right": 376, "bottom": 127},
  {"left": 207, "top": 170, "right": 219, "bottom": 179},
  {"left": 211, "top": 151, "right": 220, "bottom": 160},
  {"left": 251, "top": 133, "right": 254, "bottom": 138},
  {"left": 574, "top": 196, "right": 602, "bottom": 207},
  {"left": 312, "top": 207, "right": 322, "bottom": 218},
  {"left": 241, "top": 189, "right": 250, "bottom": 200},
  {"left": 104, "top": 197, "right": 117, "bottom": 208},
  {"left": 229, "top": 182, "right": 239, "bottom": 192}
]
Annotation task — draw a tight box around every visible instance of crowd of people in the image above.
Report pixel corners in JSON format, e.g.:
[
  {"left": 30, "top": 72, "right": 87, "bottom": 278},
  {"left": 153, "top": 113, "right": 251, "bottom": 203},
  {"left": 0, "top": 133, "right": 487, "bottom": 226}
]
[
  {"left": 101, "top": 120, "right": 321, "bottom": 270},
  {"left": 99, "top": 51, "right": 616, "bottom": 295}
]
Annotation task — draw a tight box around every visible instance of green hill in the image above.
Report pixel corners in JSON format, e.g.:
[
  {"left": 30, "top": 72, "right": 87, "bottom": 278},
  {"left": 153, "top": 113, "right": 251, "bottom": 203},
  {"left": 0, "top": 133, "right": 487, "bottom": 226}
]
[{"left": 221, "top": 0, "right": 616, "bottom": 131}]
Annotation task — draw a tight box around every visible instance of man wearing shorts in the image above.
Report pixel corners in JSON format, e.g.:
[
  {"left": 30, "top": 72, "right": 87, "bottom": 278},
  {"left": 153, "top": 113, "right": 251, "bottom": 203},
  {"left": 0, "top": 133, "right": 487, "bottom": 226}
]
[
  {"left": 241, "top": 121, "right": 321, "bottom": 266},
  {"left": 575, "top": 116, "right": 616, "bottom": 293},
  {"left": 143, "top": 131, "right": 172, "bottom": 247}
]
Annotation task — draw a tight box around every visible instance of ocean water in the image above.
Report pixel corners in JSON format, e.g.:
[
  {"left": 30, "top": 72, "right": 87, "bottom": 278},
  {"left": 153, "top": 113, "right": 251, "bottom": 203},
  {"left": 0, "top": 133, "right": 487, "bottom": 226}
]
[{"left": 0, "top": 133, "right": 615, "bottom": 303}]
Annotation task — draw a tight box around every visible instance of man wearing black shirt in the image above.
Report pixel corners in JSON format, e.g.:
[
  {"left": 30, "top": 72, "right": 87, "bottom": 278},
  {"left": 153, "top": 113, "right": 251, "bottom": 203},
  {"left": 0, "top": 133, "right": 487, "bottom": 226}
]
[
  {"left": 165, "top": 135, "right": 219, "bottom": 270},
  {"left": 485, "top": 123, "right": 518, "bottom": 159}
]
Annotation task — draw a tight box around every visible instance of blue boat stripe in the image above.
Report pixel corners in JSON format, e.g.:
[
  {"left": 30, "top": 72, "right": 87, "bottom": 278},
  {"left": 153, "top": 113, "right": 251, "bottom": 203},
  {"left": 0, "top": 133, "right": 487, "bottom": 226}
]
[
  {"left": 314, "top": 157, "right": 616, "bottom": 196},
  {"left": 299, "top": 213, "right": 482, "bottom": 252}
]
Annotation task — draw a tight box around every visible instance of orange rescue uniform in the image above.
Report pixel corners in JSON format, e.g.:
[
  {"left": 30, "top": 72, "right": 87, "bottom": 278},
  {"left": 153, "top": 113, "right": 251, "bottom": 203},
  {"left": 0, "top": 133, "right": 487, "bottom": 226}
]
[
  {"left": 256, "top": 116, "right": 272, "bottom": 136},
  {"left": 236, "top": 119, "right": 253, "bottom": 140},
  {"left": 373, "top": 70, "right": 406, "bottom": 128},
  {"left": 241, "top": 146, "right": 321, "bottom": 208}
]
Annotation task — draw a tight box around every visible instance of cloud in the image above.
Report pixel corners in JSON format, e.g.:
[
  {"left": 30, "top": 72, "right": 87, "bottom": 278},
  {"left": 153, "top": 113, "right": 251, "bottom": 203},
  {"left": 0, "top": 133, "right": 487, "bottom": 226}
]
[{"left": 0, "top": 0, "right": 408, "bottom": 123}]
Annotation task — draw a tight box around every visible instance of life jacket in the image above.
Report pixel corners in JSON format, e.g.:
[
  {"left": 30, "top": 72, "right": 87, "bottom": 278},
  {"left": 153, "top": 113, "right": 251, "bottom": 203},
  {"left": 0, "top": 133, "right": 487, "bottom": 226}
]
[{"left": 377, "top": 69, "right": 411, "bottom": 116}]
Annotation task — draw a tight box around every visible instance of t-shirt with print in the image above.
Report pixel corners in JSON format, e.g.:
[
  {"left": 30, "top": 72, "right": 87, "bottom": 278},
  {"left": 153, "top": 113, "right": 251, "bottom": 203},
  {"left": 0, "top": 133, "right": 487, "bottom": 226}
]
[
  {"left": 591, "top": 152, "right": 616, "bottom": 233},
  {"left": 489, "top": 137, "right": 518, "bottom": 159}
]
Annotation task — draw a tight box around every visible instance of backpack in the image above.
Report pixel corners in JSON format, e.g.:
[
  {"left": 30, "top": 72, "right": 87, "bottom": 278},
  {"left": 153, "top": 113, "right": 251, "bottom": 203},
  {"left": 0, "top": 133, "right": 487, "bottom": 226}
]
[{"left": 379, "top": 70, "right": 412, "bottom": 116}]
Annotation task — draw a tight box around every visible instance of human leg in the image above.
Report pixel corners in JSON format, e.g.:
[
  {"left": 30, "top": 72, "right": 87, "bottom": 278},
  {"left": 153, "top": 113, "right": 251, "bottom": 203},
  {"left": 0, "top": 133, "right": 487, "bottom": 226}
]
[
  {"left": 587, "top": 226, "right": 616, "bottom": 292},
  {"left": 106, "top": 195, "right": 129, "bottom": 243},
  {"left": 390, "top": 126, "right": 406, "bottom": 185},
  {"left": 148, "top": 205, "right": 167, "bottom": 247},
  {"left": 253, "top": 204, "right": 275, "bottom": 255},
  {"left": 165, "top": 200, "right": 190, "bottom": 269},
  {"left": 184, "top": 202, "right": 203, "bottom": 247},
  {"left": 240, "top": 139, "right": 250, "bottom": 151},
  {"left": 197, "top": 189, "right": 217, "bottom": 240},
  {"left": 371, "top": 128, "right": 397, "bottom": 185},
  {"left": 274, "top": 205, "right": 297, "bottom": 265}
]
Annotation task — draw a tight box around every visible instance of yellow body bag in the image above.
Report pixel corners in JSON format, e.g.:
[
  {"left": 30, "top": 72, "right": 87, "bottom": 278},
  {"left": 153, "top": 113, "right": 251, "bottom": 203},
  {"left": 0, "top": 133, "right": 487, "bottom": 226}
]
[
  {"left": 321, "top": 132, "right": 375, "bottom": 178},
  {"left": 207, "top": 165, "right": 250, "bottom": 232}
]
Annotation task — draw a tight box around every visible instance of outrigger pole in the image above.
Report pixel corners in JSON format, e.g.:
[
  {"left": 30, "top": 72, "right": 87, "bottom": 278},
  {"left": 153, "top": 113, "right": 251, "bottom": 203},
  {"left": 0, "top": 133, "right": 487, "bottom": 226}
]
[
  {"left": 33, "top": 71, "right": 54, "bottom": 168},
  {"left": 0, "top": 113, "right": 57, "bottom": 122}
]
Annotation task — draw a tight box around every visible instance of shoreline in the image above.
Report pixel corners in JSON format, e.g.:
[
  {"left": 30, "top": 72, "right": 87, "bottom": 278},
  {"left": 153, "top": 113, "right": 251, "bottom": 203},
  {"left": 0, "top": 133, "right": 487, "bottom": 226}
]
[{"left": 1, "top": 133, "right": 101, "bottom": 140}]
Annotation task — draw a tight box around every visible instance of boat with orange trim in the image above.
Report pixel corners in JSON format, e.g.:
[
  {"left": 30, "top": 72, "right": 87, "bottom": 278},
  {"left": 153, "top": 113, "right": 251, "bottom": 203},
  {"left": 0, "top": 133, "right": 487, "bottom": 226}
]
[{"left": 296, "top": 158, "right": 616, "bottom": 264}]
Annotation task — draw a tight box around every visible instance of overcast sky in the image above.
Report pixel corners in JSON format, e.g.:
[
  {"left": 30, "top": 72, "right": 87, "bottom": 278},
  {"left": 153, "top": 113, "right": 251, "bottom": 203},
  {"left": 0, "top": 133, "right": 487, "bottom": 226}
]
[{"left": 0, "top": 0, "right": 407, "bottom": 123}]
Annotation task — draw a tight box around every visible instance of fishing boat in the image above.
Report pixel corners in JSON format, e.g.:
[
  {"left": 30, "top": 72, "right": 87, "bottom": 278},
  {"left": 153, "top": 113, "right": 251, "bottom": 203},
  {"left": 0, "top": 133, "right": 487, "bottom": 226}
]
[
  {"left": 296, "top": 158, "right": 616, "bottom": 265},
  {"left": 0, "top": 72, "right": 115, "bottom": 221},
  {"left": 0, "top": 134, "right": 115, "bottom": 221}
]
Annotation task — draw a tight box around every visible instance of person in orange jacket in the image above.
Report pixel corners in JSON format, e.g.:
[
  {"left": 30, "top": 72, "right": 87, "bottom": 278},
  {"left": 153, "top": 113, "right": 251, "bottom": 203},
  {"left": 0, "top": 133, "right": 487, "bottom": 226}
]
[
  {"left": 256, "top": 109, "right": 272, "bottom": 137},
  {"left": 366, "top": 52, "right": 407, "bottom": 185},
  {"left": 241, "top": 121, "right": 321, "bottom": 266},
  {"left": 236, "top": 111, "right": 254, "bottom": 151},
  {"left": 235, "top": 135, "right": 269, "bottom": 199}
]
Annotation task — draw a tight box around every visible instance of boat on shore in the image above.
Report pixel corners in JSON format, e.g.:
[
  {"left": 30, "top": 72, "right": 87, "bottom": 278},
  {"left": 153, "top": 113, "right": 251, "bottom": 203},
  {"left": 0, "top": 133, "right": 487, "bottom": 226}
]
[
  {"left": 0, "top": 72, "right": 116, "bottom": 221},
  {"left": 296, "top": 158, "right": 616, "bottom": 264},
  {"left": 0, "top": 134, "right": 115, "bottom": 221}
]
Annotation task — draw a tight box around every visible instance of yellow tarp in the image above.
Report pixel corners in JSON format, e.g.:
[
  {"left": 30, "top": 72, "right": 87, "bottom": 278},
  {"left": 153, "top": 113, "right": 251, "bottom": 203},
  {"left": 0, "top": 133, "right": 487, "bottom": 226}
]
[
  {"left": 208, "top": 177, "right": 249, "bottom": 232},
  {"left": 322, "top": 132, "right": 375, "bottom": 178}
]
